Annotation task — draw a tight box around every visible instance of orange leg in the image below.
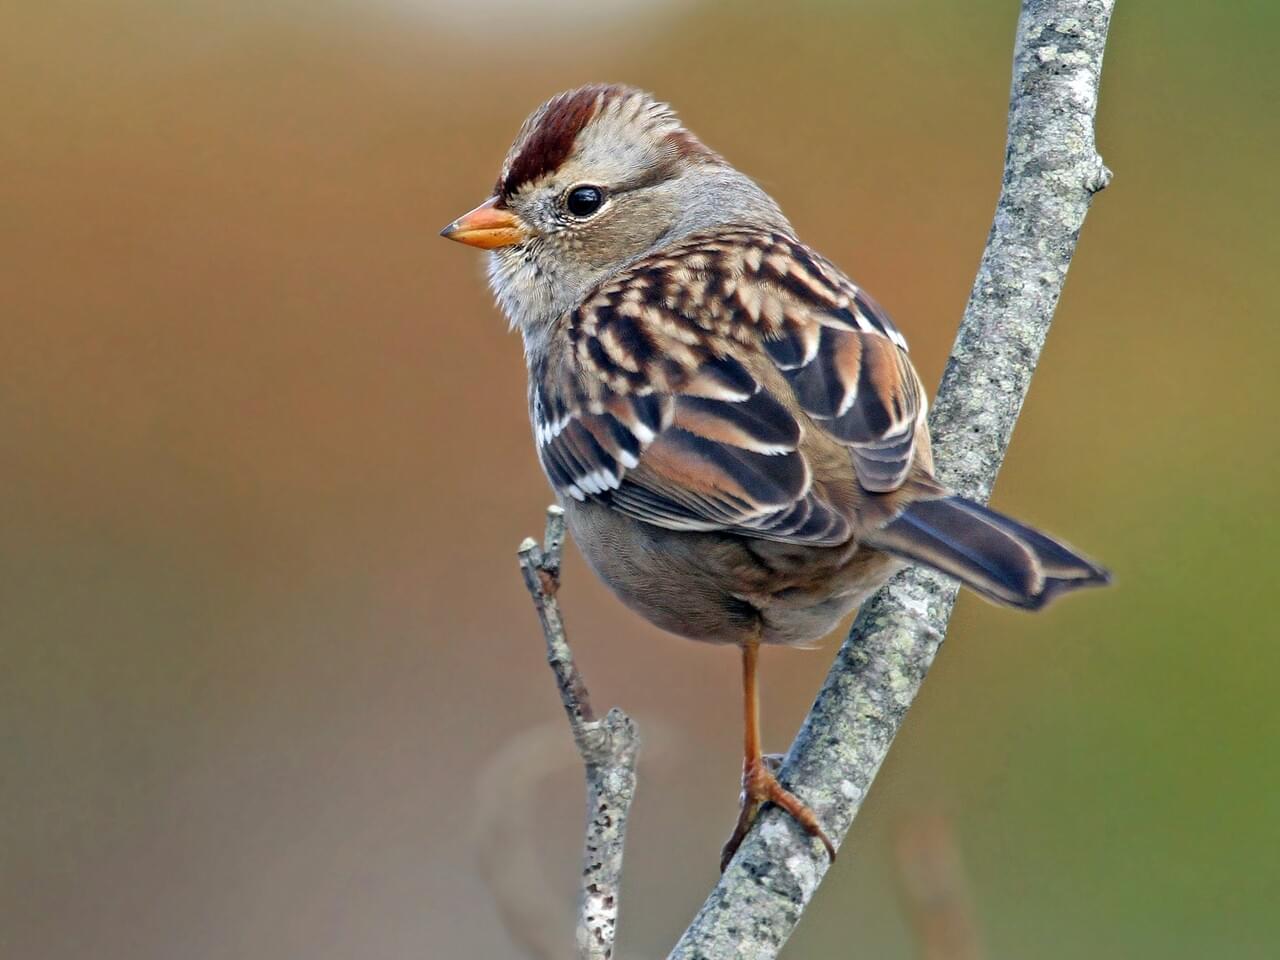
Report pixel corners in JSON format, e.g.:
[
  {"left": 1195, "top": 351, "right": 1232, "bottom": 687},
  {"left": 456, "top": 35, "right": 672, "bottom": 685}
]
[{"left": 719, "top": 640, "right": 836, "bottom": 872}]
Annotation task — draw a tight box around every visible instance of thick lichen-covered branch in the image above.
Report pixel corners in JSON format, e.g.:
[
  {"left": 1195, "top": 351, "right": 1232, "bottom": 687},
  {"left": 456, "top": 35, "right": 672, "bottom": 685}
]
[
  {"left": 669, "top": 1, "right": 1115, "bottom": 957},
  {"left": 517, "top": 507, "right": 640, "bottom": 960}
]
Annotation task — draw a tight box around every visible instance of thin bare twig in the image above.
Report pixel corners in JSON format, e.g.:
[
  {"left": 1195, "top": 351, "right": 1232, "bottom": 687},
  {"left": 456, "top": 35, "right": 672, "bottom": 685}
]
[{"left": 517, "top": 506, "right": 640, "bottom": 960}]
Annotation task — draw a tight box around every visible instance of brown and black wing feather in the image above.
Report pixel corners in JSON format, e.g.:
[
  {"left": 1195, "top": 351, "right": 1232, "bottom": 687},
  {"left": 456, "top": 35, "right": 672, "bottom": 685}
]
[
  {"left": 534, "top": 340, "right": 851, "bottom": 545},
  {"left": 752, "top": 247, "right": 925, "bottom": 492},
  {"left": 532, "top": 228, "right": 922, "bottom": 546},
  {"left": 532, "top": 228, "right": 1107, "bottom": 606}
]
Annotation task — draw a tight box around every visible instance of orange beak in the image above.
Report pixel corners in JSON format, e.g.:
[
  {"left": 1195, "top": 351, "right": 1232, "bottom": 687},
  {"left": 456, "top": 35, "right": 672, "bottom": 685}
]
[{"left": 439, "top": 196, "right": 528, "bottom": 249}]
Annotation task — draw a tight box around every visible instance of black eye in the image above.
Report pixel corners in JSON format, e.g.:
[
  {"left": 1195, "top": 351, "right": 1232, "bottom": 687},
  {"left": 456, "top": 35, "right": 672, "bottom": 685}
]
[{"left": 565, "top": 185, "right": 605, "bottom": 217}]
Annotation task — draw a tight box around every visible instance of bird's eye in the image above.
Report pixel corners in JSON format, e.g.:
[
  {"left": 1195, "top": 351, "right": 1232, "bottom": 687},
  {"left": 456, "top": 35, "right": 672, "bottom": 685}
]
[{"left": 565, "top": 185, "right": 605, "bottom": 218}]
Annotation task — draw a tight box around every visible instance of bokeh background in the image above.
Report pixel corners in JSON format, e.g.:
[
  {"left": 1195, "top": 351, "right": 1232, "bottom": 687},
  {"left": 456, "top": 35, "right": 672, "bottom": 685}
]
[{"left": 5, "top": 1, "right": 1278, "bottom": 957}]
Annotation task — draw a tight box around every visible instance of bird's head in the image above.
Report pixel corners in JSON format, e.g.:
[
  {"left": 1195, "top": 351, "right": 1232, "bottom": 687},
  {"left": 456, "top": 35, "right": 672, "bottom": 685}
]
[{"left": 440, "top": 84, "right": 788, "bottom": 342}]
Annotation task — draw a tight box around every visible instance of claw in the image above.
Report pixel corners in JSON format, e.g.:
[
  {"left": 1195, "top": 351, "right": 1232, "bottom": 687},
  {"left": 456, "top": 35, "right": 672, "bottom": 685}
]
[
  {"left": 720, "top": 762, "right": 835, "bottom": 871},
  {"left": 760, "top": 752, "right": 785, "bottom": 776}
]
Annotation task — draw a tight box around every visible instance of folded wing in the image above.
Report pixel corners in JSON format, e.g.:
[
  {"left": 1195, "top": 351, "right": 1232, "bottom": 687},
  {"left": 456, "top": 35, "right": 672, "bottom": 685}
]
[{"left": 532, "top": 229, "right": 926, "bottom": 545}]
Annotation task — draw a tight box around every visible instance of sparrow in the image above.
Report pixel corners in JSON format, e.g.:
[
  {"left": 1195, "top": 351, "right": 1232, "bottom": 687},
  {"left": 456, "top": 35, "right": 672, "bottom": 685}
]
[{"left": 441, "top": 84, "right": 1109, "bottom": 869}]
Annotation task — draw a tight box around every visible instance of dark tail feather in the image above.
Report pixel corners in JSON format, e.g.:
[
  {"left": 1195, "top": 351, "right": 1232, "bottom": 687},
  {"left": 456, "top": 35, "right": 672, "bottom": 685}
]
[{"left": 867, "top": 495, "right": 1110, "bottom": 610}]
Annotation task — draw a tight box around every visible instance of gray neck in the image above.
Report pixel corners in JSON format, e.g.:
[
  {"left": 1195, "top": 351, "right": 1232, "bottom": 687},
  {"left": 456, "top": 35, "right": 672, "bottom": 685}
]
[
  {"left": 666, "top": 164, "right": 791, "bottom": 249},
  {"left": 488, "top": 165, "right": 790, "bottom": 361}
]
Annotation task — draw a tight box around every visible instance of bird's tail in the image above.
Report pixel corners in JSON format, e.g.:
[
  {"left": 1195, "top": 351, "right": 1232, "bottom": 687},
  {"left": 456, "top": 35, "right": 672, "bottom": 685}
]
[{"left": 866, "top": 494, "right": 1110, "bottom": 609}]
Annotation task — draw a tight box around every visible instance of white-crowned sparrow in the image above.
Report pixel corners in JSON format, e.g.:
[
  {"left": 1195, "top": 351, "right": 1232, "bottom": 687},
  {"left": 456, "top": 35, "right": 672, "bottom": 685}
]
[{"left": 441, "top": 84, "right": 1108, "bottom": 868}]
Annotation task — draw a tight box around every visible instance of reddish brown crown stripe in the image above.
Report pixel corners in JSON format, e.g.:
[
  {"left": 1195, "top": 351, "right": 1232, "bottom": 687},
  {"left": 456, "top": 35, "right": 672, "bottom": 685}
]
[
  {"left": 497, "top": 84, "right": 621, "bottom": 200},
  {"left": 663, "top": 127, "right": 720, "bottom": 164}
]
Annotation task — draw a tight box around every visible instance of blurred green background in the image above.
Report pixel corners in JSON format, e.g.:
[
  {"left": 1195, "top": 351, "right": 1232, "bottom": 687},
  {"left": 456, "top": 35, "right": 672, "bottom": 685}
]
[{"left": 4, "top": 1, "right": 1278, "bottom": 957}]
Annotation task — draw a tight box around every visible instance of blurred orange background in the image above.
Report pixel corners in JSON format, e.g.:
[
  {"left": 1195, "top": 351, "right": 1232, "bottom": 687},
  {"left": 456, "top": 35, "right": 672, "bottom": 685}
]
[{"left": 4, "top": 1, "right": 1278, "bottom": 957}]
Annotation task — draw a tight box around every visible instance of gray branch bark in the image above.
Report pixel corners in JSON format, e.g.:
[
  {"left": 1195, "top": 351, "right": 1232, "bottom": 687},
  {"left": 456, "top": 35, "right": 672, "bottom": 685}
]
[
  {"left": 668, "top": 1, "right": 1115, "bottom": 956},
  {"left": 518, "top": 507, "right": 640, "bottom": 960}
]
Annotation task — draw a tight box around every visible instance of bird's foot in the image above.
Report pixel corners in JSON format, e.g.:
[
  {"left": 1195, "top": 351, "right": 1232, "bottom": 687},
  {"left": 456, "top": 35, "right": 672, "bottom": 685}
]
[{"left": 719, "top": 760, "right": 835, "bottom": 872}]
